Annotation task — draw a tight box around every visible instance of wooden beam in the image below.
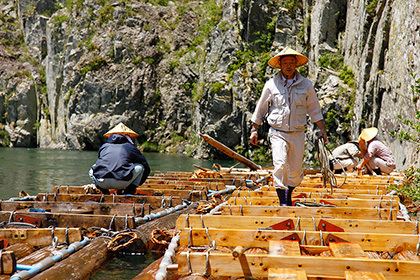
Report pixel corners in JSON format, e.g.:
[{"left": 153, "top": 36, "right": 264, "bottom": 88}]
[
  {"left": 268, "top": 268, "right": 307, "bottom": 280},
  {"left": 176, "top": 215, "right": 416, "bottom": 234},
  {"left": 269, "top": 240, "right": 301, "bottom": 256},
  {"left": 259, "top": 186, "right": 387, "bottom": 195},
  {"left": 228, "top": 197, "right": 397, "bottom": 209},
  {"left": 178, "top": 228, "right": 420, "bottom": 252},
  {"left": 0, "top": 228, "right": 82, "bottom": 247},
  {"left": 345, "top": 271, "right": 386, "bottom": 280},
  {"left": 1, "top": 201, "right": 149, "bottom": 216},
  {"left": 0, "top": 211, "right": 137, "bottom": 231},
  {"left": 35, "top": 194, "right": 182, "bottom": 207},
  {"left": 177, "top": 252, "right": 420, "bottom": 279},
  {"left": 232, "top": 190, "right": 400, "bottom": 202},
  {"left": 221, "top": 205, "right": 396, "bottom": 220},
  {"left": 329, "top": 243, "right": 368, "bottom": 258},
  {"left": 200, "top": 134, "right": 261, "bottom": 170}
]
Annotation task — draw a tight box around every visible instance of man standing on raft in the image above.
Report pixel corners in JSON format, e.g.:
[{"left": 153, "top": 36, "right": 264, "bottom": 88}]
[{"left": 250, "top": 47, "right": 327, "bottom": 206}]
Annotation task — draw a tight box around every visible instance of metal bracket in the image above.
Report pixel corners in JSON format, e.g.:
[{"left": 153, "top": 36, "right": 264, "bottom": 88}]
[
  {"left": 14, "top": 214, "right": 41, "bottom": 227},
  {"left": 325, "top": 233, "right": 350, "bottom": 245},
  {"left": 0, "top": 238, "right": 8, "bottom": 249},
  {"left": 280, "top": 232, "right": 301, "bottom": 242},
  {"left": 269, "top": 219, "right": 295, "bottom": 230},
  {"left": 318, "top": 219, "right": 344, "bottom": 232}
]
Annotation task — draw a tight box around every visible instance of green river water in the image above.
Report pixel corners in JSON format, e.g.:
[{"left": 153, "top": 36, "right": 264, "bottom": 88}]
[{"left": 0, "top": 147, "right": 259, "bottom": 279}]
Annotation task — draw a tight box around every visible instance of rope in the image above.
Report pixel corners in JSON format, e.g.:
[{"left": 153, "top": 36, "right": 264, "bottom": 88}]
[
  {"left": 316, "top": 138, "right": 347, "bottom": 194},
  {"left": 295, "top": 201, "right": 337, "bottom": 208},
  {"left": 107, "top": 231, "right": 139, "bottom": 252}
]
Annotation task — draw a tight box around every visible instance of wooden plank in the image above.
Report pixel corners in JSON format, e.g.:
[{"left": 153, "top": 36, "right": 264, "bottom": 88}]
[
  {"left": 200, "top": 134, "right": 261, "bottom": 170},
  {"left": 269, "top": 240, "right": 301, "bottom": 256},
  {"left": 345, "top": 271, "right": 387, "bottom": 280},
  {"left": 135, "top": 188, "right": 208, "bottom": 200},
  {"left": 0, "top": 228, "right": 82, "bottom": 247},
  {"left": 221, "top": 205, "right": 396, "bottom": 220},
  {"left": 298, "top": 182, "right": 390, "bottom": 190},
  {"left": 1, "top": 201, "right": 149, "bottom": 216},
  {"left": 268, "top": 268, "right": 307, "bottom": 280},
  {"left": 178, "top": 252, "right": 420, "bottom": 279},
  {"left": 232, "top": 190, "right": 400, "bottom": 202},
  {"left": 330, "top": 242, "right": 368, "bottom": 258},
  {"left": 259, "top": 186, "right": 387, "bottom": 195},
  {"left": 178, "top": 228, "right": 420, "bottom": 251},
  {"left": 0, "top": 211, "right": 137, "bottom": 231},
  {"left": 176, "top": 215, "right": 416, "bottom": 234},
  {"left": 228, "top": 197, "right": 397, "bottom": 208},
  {"left": 35, "top": 194, "right": 182, "bottom": 207},
  {"left": 53, "top": 183, "right": 215, "bottom": 193}
]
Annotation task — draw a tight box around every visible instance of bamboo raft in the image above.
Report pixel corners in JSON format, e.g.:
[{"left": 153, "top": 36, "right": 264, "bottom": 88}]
[
  {"left": 138, "top": 169, "right": 420, "bottom": 280},
  {"left": 0, "top": 164, "right": 415, "bottom": 280},
  {"left": 0, "top": 167, "right": 258, "bottom": 279}
]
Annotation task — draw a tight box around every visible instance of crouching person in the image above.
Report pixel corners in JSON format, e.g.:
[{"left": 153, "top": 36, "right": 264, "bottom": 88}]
[
  {"left": 328, "top": 141, "right": 362, "bottom": 173},
  {"left": 89, "top": 122, "right": 150, "bottom": 195}
]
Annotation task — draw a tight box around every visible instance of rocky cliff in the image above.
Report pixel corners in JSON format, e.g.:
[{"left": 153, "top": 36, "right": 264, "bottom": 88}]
[{"left": 1, "top": 0, "right": 419, "bottom": 170}]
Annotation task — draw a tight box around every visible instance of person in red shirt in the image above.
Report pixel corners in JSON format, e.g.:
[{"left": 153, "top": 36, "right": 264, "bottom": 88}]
[{"left": 356, "top": 127, "right": 396, "bottom": 175}]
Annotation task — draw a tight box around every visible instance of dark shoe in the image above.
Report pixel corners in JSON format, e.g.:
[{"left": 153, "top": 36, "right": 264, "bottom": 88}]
[
  {"left": 124, "top": 184, "right": 138, "bottom": 195},
  {"left": 98, "top": 187, "right": 110, "bottom": 195},
  {"left": 276, "top": 188, "right": 287, "bottom": 206},
  {"left": 329, "top": 160, "right": 334, "bottom": 171},
  {"left": 287, "top": 186, "right": 295, "bottom": 206},
  {"left": 373, "top": 168, "right": 382, "bottom": 175}
]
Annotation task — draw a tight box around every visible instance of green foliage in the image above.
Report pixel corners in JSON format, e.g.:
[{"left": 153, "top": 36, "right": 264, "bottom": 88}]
[
  {"left": 0, "top": 129, "right": 10, "bottom": 147},
  {"left": 169, "top": 59, "right": 179, "bottom": 72},
  {"left": 80, "top": 57, "right": 107, "bottom": 76},
  {"left": 389, "top": 167, "right": 420, "bottom": 204},
  {"left": 324, "top": 109, "right": 337, "bottom": 132},
  {"left": 338, "top": 65, "right": 355, "bottom": 88},
  {"left": 50, "top": 14, "right": 69, "bottom": 27},
  {"left": 389, "top": 74, "right": 420, "bottom": 206},
  {"left": 391, "top": 73, "right": 420, "bottom": 145},
  {"left": 319, "top": 52, "right": 344, "bottom": 70},
  {"left": 144, "top": 0, "right": 169, "bottom": 6},
  {"left": 98, "top": 3, "right": 114, "bottom": 26},
  {"left": 65, "top": 0, "right": 84, "bottom": 12},
  {"left": 250, "top": 145, "right": 270, "bottom": 162},
  {"left": 209, "top": 82, "right": 224, "bottom": 94},
  {"left": 366, "top": 0, "right": 379, "bottom": 19},
  {"left": 140, "top": 141, "right": 159, "bottom": 152},
  {"left": 144, "top": 57, "right": 155, "bottom": 65},
  {"left": 190, "top": 0, "right": 222, "bottom": 47},
  {"left": 191, "top": 82, "right": 205, "bottom": 102},
  {"left": 133, "top": 56, "right": 142, "bottom": 65},
  {"left": 33, "top": 121, "right": 41, "bottom": 130}
]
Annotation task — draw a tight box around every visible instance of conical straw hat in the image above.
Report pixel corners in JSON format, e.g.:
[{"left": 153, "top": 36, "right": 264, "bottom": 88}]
[
  {"left": 268, "top": 47, "right": 309, "bottom": 69},
  {"left": 104, "top": 122, "right": 139, "bottom": 138},
  {"left": 358, "top": 127, "right": 378, "bottom": 142}
]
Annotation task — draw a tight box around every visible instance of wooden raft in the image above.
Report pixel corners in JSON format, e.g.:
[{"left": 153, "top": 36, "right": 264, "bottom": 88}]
[{"left": 171, "top": 172, "right": 420, "bottom": 280}]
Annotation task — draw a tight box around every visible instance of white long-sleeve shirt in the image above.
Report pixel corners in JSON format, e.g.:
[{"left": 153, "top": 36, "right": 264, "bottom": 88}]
[{"left": 251, "top": 71, "right": 323, "bottom": 132}]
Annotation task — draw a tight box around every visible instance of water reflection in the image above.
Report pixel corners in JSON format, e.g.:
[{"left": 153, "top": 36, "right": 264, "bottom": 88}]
[{"left": 0, "top": 147, "right": 257, "bottom": 199}]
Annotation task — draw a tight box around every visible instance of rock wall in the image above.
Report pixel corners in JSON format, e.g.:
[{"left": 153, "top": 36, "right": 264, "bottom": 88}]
[{"left": 1, "top": 0, "right": 420, "bottom": 170}]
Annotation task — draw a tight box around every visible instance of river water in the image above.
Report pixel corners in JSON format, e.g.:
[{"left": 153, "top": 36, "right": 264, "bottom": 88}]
[{"left": 0, "top": 147, "right": 261, "bottom": 279}]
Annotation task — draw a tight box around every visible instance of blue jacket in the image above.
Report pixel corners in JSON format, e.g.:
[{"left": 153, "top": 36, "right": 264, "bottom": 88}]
[{"left": 92, "top": 134, "right": 150, "bottom": 185}]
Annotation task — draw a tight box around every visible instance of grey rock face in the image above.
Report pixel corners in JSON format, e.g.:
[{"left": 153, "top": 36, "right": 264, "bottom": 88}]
[{"left": 1, "top": 0, "right": 420, "bottom": 170}]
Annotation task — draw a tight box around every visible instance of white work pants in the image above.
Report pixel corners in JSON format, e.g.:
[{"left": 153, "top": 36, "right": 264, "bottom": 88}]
[
  {"left": 269, "top": 129, "right": 305, "bottom": 189},
  {"left": 332, "top": 158, "right": 358, "bottom": 170}
]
